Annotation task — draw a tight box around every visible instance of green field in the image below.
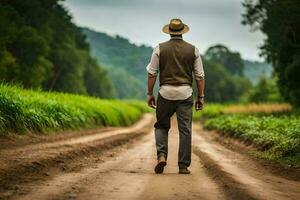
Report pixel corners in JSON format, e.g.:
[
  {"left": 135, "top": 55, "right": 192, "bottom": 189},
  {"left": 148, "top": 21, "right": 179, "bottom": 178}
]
[
  {"left": 194, "top": 104, "right": 300, "bottom": 166},
  {"left": 0, "top": 84, "right": 151, "bottom": 135}
]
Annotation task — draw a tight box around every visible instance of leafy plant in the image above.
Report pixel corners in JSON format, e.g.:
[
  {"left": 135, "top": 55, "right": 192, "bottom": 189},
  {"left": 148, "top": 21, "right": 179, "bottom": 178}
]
[{"left": 204, "top": 114, "right": 300, "bottom": 165}]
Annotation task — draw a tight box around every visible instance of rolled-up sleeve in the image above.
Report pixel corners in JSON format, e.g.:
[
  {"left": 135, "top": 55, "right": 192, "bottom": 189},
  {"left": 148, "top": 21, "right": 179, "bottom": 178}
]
[
  {"left": 194, "top": 47, "right": 205, "bottom": 80},
  {"left": 146, "top": 45, "right": 159, "bottom": 76}
]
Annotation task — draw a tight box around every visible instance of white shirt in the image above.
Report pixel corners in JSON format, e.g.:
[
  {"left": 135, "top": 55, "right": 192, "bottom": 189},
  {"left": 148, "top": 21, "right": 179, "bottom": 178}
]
[{"left": 146, "top": 39, "right": 205, "bottom": 100}]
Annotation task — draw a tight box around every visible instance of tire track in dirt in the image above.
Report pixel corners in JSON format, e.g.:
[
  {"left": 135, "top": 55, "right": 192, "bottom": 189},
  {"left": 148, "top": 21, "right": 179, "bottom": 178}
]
[
  {"left": 0, "top": 114, "right": 154, "bottom": 199},
  {"left": 10, "top": 118, "right": 224, "bottom": 200},
  {"left": 193, "top": 147, "right": 258, "bottom": 200},
  {"left": 193, "top": 124, "right": 300, "bottom": 200},
  {"left": 14, "top": 134, "right": 156, "bottom": 200}
]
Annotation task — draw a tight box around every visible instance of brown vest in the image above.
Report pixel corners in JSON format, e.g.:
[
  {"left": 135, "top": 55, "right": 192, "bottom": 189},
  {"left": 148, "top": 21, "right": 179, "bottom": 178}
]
[{"left": 159, "top": 38, "right": 195, "bottom": 86}]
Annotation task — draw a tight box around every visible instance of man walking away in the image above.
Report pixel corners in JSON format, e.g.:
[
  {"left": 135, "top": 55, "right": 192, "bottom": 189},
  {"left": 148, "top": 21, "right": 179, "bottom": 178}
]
[{"left": 146, "top": 18, "right": 205, "bottom": 174}]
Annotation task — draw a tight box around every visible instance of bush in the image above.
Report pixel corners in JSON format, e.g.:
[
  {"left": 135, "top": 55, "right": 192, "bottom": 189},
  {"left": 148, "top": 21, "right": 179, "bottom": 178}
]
[{"left": 204, "top": 114, "right": 300, "bottom": 165}]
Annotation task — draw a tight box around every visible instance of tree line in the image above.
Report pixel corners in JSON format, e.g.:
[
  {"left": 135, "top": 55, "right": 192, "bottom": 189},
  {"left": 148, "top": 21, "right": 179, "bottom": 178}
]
[
  {"left": 0, "top": 0, "right": 114, "bottom": 98},
  {"left": 242, "top": 0, "right": 300, "bottom": 106}
]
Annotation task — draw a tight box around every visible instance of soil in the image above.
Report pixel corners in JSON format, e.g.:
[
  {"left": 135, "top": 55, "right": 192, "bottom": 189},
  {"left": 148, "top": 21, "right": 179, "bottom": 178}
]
[{"left": 0, "top": 114, "right": 299, "bottom": 200}]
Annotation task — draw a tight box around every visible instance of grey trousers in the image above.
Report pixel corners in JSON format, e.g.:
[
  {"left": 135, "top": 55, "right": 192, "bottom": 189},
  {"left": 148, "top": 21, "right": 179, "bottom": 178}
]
[{"left": 154, "top": 93, "right": 193, "bottom": 169}]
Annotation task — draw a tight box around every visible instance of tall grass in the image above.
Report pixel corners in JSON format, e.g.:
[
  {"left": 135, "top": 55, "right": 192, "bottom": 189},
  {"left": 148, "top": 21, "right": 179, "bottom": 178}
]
[
  {"left": 0, "top": 84, "right": 150, "bottom": 135},
  {"left": 223, "top": 103, "right": 292, "bottom": 114},
  {"left": 123, "top": 100, "right": 154, "bottom": 113},
  {"left": 193, "top": 103, "right": 293, "bottom": 121}
]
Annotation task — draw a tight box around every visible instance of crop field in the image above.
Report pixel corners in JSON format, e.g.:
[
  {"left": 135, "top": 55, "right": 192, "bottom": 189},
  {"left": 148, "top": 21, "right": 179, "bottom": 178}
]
[
  {"left": 194, "top": 104, "right": 300, "bottom": 166},
  {"left": 222, "top": 103, "right": 292, "bottom": 114},
  {"left": 193, "top": 103, "right": 293, "bottom": 120},
  {"left": 0, "top": 84, "right": 151, "bottom": 135}
]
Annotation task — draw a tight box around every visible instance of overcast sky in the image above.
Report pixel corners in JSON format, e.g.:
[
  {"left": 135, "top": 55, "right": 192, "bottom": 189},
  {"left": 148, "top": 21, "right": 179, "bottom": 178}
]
[{"left": 64, "top": 0, "right": 265, "bottom": 61}]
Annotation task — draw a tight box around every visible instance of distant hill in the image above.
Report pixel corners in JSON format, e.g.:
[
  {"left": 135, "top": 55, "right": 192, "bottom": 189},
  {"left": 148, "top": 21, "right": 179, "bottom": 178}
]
[
  {"left": 243, "top": 60, "right": 273, "bottom": 85},
  {"left": 82, "top": 27, "right": 274, "bottom": 99},
  {"left": 82, "top": 28, "right": 152, "bottom": 99}
]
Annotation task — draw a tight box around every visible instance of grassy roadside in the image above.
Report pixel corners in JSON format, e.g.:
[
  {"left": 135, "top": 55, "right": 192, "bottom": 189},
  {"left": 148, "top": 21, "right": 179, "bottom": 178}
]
[
  {"left": 0, "top": 84, "right": 151, "bottom": 135},
  {"left": 194, "top": 104, "right": 300, "bottom": 166}
]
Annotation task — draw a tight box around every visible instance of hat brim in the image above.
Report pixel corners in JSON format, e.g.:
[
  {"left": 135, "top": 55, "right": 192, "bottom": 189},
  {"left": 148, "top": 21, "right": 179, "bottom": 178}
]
[{"left": 162, "top": 24, "right": 189, "bottom": 35}]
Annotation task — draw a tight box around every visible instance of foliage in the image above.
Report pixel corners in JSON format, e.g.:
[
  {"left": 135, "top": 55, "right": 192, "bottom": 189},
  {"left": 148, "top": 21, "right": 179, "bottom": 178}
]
[
  {"left": 199, "top": 44, "right": 254, "bottom": 102},
  {"left": 82, "top": 28, "right": 152, "bottom": 99},
  {"left": 242, "top": 0, "right": 300, "bottom": 106},
  {"left": 196, "top": 59, "right": 252, "bottom": 102},
  {"left": 123, "top": 100, "right": 154, "bottom": 113},
  {"left": 192, "top": 104, "right": 224, "bottom": 120},
  {"left": 83, "top": 57, "right": 116, "bottom": 98},
  {"left": 0, "top": 0, "right": 114, "bottom": 98},
  {"left": 243, "top": 60, "right": 273, "bottom": 85},
  {"left": 0, "top": 84, "right": 149, "bottom": 135},
  {"left": 82, "top": 28, "right": 152, "bottom": 82},
  {"left": 205, "top": 44, "right": 245, "bottom": 76},
  {"left": 105, "top": 67, "right": 145, "bottom": 99},
  {"left": 194, "top": 103, "right": 298, "bottom": 165},
  {"left": 204, "top": 114, "right": 300, "bottom": 165},
  {"left": 245, "top": 76, "right": 283, "bottom": 103}
]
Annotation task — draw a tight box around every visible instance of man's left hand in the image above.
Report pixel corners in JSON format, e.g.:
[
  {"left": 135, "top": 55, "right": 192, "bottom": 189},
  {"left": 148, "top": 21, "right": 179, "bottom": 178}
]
[{"left": 195, "top": 97, "right": 204, "bottom": 111}]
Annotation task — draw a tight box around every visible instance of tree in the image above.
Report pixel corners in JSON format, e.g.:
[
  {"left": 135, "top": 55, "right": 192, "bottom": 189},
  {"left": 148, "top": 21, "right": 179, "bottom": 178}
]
[
  {"left": 246, "top": 76, "right": 282, "bottom": 103},
  {"left": 242, "top": 0, "right": 300, "bottom": 106},
  {"left": 82, "top": 28, "right": 152, "bottom": 99},
  {"left": 10, "top": 27, "right": 53, "bottom": 88},
  {"left": 205, "top": 44, "right": 245, "bottom": 76},
  {"left": 0, "top": 0, "right": 115, "bottom": 98},
  {"left": 0, "top": 5, "right": 52, "bottom": 88},
  {"left": 194, "top": 59, "right": 252, "bottom": 103},
  {"left": 106, "top": 67, "right": 145, "bottom": 99},
  {"left": 200, "top": 44, "right": 252, "bottom": 103},
  {"left": 83, "top": 57, "right": 116, "bottom": 98}
]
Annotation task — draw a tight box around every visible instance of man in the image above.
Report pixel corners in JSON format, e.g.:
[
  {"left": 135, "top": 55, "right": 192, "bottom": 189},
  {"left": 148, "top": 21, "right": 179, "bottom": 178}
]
[{"left": 146, "top": 18, "right": 205, "bottom": 174}]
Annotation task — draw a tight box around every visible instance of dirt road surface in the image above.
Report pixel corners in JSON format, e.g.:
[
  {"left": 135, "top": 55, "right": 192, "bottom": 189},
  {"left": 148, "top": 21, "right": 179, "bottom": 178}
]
[{"left": 0, "top": 115, "right": 299, "bottom": 200}]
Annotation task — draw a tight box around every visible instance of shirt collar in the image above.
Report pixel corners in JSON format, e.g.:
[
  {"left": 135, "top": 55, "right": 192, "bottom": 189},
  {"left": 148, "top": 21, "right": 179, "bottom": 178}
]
[{"left": 170, "top": 36, "right": 183, "bottom": 40}]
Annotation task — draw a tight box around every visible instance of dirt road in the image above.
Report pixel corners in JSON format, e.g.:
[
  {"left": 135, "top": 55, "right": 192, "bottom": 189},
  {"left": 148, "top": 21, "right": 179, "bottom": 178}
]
[{"left": 0, "top": 115, "right": 299, "bottom": 200}]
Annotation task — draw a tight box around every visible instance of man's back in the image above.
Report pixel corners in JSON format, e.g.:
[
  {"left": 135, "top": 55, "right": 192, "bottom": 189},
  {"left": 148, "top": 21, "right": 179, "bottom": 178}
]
[{"left": 159, "top": 39, "right": 195, "bottom": 87}]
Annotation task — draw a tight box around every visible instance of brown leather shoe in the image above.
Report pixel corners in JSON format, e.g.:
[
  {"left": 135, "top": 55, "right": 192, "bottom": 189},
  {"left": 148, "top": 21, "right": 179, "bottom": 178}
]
[
  {"left": 179, "top": 168, "right": 191, "bottom": 174},
  {"left": 154, "top": 155, "right": 167, "bottom": 174}
]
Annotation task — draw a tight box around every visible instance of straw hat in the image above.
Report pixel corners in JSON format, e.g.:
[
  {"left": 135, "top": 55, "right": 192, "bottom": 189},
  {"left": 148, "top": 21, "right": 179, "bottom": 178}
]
[{"left": 162, "top": 18, "right": 189, "bottom": 35}]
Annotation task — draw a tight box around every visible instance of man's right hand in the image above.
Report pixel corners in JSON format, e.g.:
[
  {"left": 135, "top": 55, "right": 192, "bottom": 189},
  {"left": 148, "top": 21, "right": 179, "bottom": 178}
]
[
  {"left": 195, "top": 96, "right": 204, "bottom": 111},
  {"left": 147, "top": 95, "right": 156, "bottom": 109}
]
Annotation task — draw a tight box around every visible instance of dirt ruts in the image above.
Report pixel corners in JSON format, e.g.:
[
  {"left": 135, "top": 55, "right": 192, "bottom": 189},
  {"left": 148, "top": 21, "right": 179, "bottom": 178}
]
[
  {"left": 0, "top": 114, "right": 154, "bottom": 199},
  {"left": 193, "top": 124, "right": 300, "bottom": 200}
]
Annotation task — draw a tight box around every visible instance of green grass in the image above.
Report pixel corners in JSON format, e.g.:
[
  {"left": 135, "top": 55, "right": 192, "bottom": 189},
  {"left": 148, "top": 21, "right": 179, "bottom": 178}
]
[
  {"left": 192, "top": 104, "right": 223, "bottom": 120},
  {"left": 193, "top": 103, "right": 299, "bottom": 165},
  {"left": 204, "top": 114, "right": 300, "bottom": 166},
  {"left": 0, "top": 84, "right": 150, "bottom": 135},
  {"left": 123, "top": 100, "right": 154, "bottom": 113}
]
